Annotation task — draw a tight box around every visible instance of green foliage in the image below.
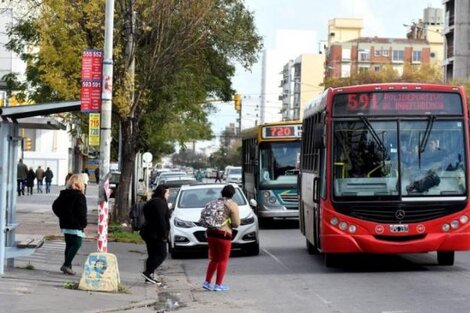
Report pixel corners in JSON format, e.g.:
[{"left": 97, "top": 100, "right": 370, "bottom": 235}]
[
  {"left": 323, "top": 63, "right": 443, "bottom": 88},
  {"left": 108, "top": 224, "right": 144, "bottom": 244},
  {"left": 63, "top": 280, "right": 79, "bottom": 289}
]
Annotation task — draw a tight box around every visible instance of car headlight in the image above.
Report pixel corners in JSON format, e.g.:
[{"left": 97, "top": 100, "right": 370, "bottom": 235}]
[
  {"left": 174, "top": 217, "right": 197, "bottom": 228},
  {"left": 240, "top": 213, "right": 255, "bottom": 225}
]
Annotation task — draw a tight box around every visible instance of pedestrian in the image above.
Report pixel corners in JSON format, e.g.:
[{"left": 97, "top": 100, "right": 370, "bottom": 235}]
[
  {"left": 26, "top": 167, "right": 36, "bottom": 195},
  {"left": 45, "top": 167, "right": 54, "bottom": 193},
  {"left": 202, "top": 184, "right": 240, "bottom": 292},
  {"left": 214, "top": 169, "right": 222, "bottom": 183},
  {"left": 17, "top": 159, "right": 28, "bottom": 196},
  {"left": 139, "top": 184, "right": 170, "bottom": 285},
  {"left": 82, "top": 169, "right": 89, "bottom": 194},
  {"left": 52, "top": 174, "right": 88, "bottom": 275},
  {"left": 94, "top": 167, "right": 99, "bottom": 184},
  {"left": 35, "top": 166, "right": 45, "bottom": 193}
]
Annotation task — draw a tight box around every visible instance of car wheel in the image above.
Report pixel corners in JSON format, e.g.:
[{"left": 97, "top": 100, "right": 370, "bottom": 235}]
[{"left": 245, "top": 242, "right": 259, "bottom": 256}]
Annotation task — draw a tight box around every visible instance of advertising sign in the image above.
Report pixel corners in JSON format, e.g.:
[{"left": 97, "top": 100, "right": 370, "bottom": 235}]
[{"left": 89, "top": 113, "right": 100, "bottom": 146}]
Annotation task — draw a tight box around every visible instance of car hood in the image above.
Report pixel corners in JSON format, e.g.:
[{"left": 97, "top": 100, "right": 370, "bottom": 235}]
[{"left": 173, "top": 205, "right": 253, "bottom": 222}]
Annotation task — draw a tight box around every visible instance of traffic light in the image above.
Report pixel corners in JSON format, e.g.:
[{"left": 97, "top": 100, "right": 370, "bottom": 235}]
[
  {"left": 24, "top": 137, "right": 32, "bottom": 151},
  {"left": 234, "top": 93, "right": 241, "bottom": 111}
]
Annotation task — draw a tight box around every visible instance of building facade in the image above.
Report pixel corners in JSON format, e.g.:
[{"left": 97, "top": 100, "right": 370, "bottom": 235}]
[{"left": 443, "top": 0, "right": 470, "bottom": 81}]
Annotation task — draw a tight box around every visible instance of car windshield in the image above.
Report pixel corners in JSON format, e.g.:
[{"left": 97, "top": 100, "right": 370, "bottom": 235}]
[
  {"left": 228, "top": 168, "right": 242, "bottom": 175},
  {"left": 177, "top": 187, "right": 247, "bottom": 208}
]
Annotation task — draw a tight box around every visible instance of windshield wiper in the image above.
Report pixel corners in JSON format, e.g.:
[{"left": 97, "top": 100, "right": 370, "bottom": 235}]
[
  {"left": 418, "top": 115, "right": 436, "bottom": 168},
  {"left": 360, "top": 116, "right": 386, "bottom": 153}
]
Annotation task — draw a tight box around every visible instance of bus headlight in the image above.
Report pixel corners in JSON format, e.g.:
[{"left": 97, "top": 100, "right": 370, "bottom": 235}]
[
  {"left": 451, "top": 220, "right": 459, "bottom": 229},
  {"left": 442, "top": 223, "right": 451, "bottom": 232},
  {"left": 460, "top": 215, "right": 469, "bottom": 224},
  {"left": 339, "top": 222, "right": 348, "bottom": 230},
  {"left": 348, "top": 225, "right": 357, "bottom": 234},
  {"left": 330, "top": 217, "right": 339, "bottom": 226},
  {"left": 263, "top": 191, "right": 270, "bottom": 198},
  {"left": 268, "top": 196, "right": 277, "bottom": 204}
]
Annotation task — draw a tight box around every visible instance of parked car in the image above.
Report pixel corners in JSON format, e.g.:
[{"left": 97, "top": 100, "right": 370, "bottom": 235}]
[
  {"left": 109, "top": 171, "right": 121, "bottom": 198},
  {"left": 152, "top": 171, "right": 187, "bottom": 188},
  {"left": 169, "top": 183, "right": 259, "bottom": 258},
  {"left": 164, "top": 179, "right": 201, "bottom": 205}
]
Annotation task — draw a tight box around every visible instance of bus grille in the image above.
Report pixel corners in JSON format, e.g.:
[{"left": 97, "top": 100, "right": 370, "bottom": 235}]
[
  {"left": 280, "top": 194, "right": 299, "bottom": 203},
  {"left": 336, "top": 203, "right": 466, "bottom": 223}
]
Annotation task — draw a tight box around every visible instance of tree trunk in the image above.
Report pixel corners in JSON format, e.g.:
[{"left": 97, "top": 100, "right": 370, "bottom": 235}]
[{"left": 113, "top": 119, "right": 136, "bottom": 223}]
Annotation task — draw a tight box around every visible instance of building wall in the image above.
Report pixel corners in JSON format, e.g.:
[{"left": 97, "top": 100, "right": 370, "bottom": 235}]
[
  {"left": 298, "top": 54, "right": 324, "bottom": 120},
  {"left": 328, "top": 18, "right": 363, "bottom": 45}
]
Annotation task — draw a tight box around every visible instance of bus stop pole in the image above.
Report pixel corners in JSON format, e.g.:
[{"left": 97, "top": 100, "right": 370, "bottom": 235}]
[{"left": 97, "top": 0, "right": 114, "bottom": 253}]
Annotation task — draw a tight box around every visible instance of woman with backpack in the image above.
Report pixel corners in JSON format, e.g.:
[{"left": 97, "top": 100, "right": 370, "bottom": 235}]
[
  {"left": 202, "top": 185, "right": 240, "bottom": 292},
  {"left": 139, "top": 184, "right": 170, "bottom": 285}
]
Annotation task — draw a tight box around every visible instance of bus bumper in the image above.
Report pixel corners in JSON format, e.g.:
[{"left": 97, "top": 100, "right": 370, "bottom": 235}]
[{"left": 321, "top": 212, "right": 470, "bottom": 254}]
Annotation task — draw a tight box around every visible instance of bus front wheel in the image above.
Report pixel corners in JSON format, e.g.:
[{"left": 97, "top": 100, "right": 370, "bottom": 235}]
[{"left": 437, "top": 251, "right": 455, "bottom": 266}]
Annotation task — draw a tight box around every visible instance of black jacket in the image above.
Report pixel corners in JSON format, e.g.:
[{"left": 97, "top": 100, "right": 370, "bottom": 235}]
[
  {"left": 140, "top": 197, "right": 170, "bottom": 241},
  {"left": 52, "top": 189, "right": 88, "bottom": 230}
]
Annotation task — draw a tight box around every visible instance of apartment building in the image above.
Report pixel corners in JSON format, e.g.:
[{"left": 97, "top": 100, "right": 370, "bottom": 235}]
[
  {"left": 443, "top": 0, "right": 470, "bottom": 81},
  {"left": 279, "top": 53, "right": 324, "bottom": 121}
]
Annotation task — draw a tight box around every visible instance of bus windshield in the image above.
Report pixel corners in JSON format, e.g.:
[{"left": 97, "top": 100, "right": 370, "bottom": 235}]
[
  {"left": 333, "top": 120, "right": 466, "bottom": 198},
  {"left": 259, "top": 141, "right": 300, "bottom": 186}
]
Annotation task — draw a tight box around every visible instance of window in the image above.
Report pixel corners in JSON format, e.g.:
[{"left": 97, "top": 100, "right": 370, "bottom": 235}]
[
  {"left": 341, "top": 64, "right": 350, "bottom": 78},
  {"left": 359, "top": 49, "right": 370, "bottom": 61},
  {"left": 392, "top": 50, "right": 404, "bottom": 62},
  {"left": 412, "top": 50, "right": 422, "bottom": 62},
  {"left": 359, "top": 66, "right": 369, "bottom": 73},
  {"left": 342, "top": 48, "right": 351, "bottom": 61},
  {"left": 383, "top": 48, "right": 389, "bottom": 57},
  {"left": 375, "top": 48, "right": 381, "bottom": 56},
  {"left": 374, "top": 65, "right": 381, "bottom": 72}
]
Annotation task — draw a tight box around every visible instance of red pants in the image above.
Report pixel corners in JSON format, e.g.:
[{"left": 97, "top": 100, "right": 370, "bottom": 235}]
[{"left": 205, "top": 231, "right": 232, "bottom": 285}]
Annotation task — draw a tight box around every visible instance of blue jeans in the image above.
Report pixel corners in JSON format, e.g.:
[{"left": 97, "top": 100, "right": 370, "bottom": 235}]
[
  {"left": 37, "top": 179, "right": 43, "bottom": 192},
  {"left": 45, "top": 181, "right": 51, "bottom": 193},
  {"left": 17, "top": 179, "right": 26, "bottom": 196}
]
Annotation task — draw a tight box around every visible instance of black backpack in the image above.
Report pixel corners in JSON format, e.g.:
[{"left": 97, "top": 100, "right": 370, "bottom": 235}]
[{"left": 129, "top": 202, "right": 146, "bottom": 231}]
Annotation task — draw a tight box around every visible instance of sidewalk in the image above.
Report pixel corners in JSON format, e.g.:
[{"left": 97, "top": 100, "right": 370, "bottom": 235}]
[
  {"left": 1, "top": 183, "right": 194, "bottom": 313},
  {"left": 1, "top": 183, "right": 252, "bottom": 313}
]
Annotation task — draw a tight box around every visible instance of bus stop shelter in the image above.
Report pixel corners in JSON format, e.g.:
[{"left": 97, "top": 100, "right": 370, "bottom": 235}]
[{"left": 0, "top": 101, "right": 80, "bottom": 274}]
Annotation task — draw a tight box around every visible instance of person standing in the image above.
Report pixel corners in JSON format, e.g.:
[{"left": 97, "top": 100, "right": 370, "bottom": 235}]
[
  {"left": 35, "top": 166, "right": 45, "bottom": 193},
  {"left": 17, "top": 159, "right": 28, "bottom": 196},
  {"left": 214, "top": 169, "right": 222, "bottom": 183},
  {"left": 26, "top": 167, "right": 36, "bottom": 195},
  {"left": 52, "top": 174, "right": 88, "bottom": 275},
  {"left": 202, "top": 185, "right": 240, "bottom": 292},
  {"left": 139, "top": 184, "right": 170, "bottom": 285},
  {"left": 81, "top": 169, "right": 89, "bottom": 195},
  {"left": 45, "top": 167, "right": 54, "bottom": 194},
  {"left": 94, "top": 167, "right": 99, "bottom": 184}
]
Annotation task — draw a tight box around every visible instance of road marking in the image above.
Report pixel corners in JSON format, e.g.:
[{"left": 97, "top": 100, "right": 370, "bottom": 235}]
[{"left": 261, "top": 248, "right": 332, "bottom": 305}]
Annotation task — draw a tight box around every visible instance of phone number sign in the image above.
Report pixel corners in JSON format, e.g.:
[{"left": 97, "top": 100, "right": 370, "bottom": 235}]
[{"left": 81, "top": 49, "right": 103, "bottom": 112}]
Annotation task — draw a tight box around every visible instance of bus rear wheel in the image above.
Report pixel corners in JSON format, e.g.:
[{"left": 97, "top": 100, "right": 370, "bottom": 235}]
[{"left": 437, "top": 251, "right": 455, "bottom": 266}]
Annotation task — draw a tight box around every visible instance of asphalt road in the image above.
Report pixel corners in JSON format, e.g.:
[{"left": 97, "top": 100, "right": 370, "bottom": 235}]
[{"left": 12, "top": 185, "right": 470, "bottom": 313}]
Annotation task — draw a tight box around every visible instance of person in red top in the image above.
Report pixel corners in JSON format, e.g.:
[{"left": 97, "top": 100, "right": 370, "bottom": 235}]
[{"left": 203, "top": 185, "right": 240, "bottom": 292}]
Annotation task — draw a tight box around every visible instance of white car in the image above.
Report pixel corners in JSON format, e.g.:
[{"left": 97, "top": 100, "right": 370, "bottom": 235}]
[
  {"left": 225, "top": 166, "right": 242, "bottom": 186},
  {"left": 169, "top": 183, "right": 259, "bottom": 258}
]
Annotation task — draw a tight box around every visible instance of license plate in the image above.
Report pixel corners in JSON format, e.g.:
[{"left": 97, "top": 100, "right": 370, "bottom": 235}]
[{"left": 389, "top": 224, "right": 409, "bottom": 233}]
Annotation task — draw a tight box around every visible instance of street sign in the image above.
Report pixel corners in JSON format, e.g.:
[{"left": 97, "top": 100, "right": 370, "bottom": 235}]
[
  {"left": 142, "top": 152, "right": 153, "bottom": 163},
  {"left": 81, "top": 49, "right": 103, "bottom": 112}
]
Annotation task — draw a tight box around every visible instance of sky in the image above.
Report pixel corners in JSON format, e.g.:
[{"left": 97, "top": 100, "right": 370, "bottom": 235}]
[{"left": 201, "top": 0, "right": 443, "bottom": 154}]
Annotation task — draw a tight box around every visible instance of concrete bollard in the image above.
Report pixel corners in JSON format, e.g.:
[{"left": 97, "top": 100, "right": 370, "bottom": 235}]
[{"left": 78, "top": 252, "right": 120, "bottom": 292}]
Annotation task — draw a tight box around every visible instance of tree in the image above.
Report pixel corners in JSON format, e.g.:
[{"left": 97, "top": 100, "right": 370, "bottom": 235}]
[
  {"left": 5, "top": 0, "right": 262, "bottom": 222},
  {"left": 323, "top": 63, "right": 443, "bottom": 88}
]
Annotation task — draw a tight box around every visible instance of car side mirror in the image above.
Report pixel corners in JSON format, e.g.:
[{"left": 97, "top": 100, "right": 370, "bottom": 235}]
[
  {"left": 168, "top": 203, "right": 173, "bottom": 210},
  {"left": 249, "top": 199, "right": 257, "bottom": 207}
]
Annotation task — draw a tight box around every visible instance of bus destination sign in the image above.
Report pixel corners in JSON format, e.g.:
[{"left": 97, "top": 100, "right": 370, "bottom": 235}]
[
  {"left": 333, "top": 92, "right": 463, "bottom": 116},
  {"left": 261, "top": 125, "right": 301, "bottom": 139}
]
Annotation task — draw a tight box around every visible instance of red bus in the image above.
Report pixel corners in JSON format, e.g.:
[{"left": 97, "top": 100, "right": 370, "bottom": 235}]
[{"left": 299, "top": 83, "right": 470, "bottom": 266}]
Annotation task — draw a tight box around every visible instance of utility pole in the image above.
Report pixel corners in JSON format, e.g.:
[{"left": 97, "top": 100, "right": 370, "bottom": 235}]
[
  {"left": 97, "top": 0, "right": 115, "bottom": 253},
  {"left": 78, "top": 0, "right": 120, "bottom": 293}
]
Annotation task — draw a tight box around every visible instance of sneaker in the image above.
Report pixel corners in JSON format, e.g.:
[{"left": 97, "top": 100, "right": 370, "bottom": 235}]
[
  {"left": 213, "top": 284, "right": 229, "bottom": 292},
  {"left": 141, "top": 272, "right": 161, "bottom": 285},
  {"left": 60, "top": 266, "right": 76, "bottom": 275},
  {"left": 202, "top": 281, "right": 212, "bottom": 291}
]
